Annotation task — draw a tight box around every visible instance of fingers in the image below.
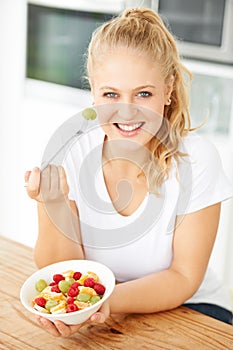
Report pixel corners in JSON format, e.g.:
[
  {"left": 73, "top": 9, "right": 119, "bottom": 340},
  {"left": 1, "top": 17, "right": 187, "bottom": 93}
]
[
  {"left": 41, "top": 165, "right": 68, "bottom": 202},
  {"left": 25, "top": 165, "right": 69, "bottom": 203},
  {"left": 35, "top": 316, "right": 61, "bottom": 337},
  {"left": 24, "top": 170, "right": 31, "bottom": 183},
  {"left": 90, "top": 302, "right": 110, "bottom": 323},
  {"left": 40, "top": 165, "right": 56, "bottom": 199},
  {"left": 35, "top": 307, "right": 107, "bottom": 338},
  {"left": 48, "top": 165, "right": 59, "bottom": 193},
  {"left": 90, "top": 312, "right": 106, "bottom": 323},
  {"left": 25, "top": 167, "right": 41, "bottom": 200},
  {"left": 59, "top": 166, "right": 69, "bottom": 197},
  {"left": 35, "top": 316, "right": 84, "bottom": 338},
  {"left": 54, "top": 320, "right": 83, "bottom": 338}
]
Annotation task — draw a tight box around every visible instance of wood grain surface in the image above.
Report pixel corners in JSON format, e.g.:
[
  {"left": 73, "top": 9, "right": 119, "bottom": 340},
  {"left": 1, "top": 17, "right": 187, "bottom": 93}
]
[{"left": 0, "top": 236, "right": 232, "bottom": 350}]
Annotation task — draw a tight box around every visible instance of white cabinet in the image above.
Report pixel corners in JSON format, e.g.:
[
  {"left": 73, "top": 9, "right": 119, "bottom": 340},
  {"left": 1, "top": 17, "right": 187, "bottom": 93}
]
[{"left": 184, "top": 59, "right": 233, "bottom": 137}]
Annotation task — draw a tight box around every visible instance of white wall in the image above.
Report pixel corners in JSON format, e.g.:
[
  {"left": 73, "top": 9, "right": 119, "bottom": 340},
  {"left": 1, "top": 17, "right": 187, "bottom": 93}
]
[
  {"left": 0, "top": 0, "right": 27, "bottom": 243},
  {"left": 0, "top": 0, "right": 91, "bottom": 247}
]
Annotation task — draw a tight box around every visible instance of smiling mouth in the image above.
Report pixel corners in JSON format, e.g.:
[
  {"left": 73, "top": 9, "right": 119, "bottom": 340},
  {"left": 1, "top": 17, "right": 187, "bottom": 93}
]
[{"left": 114, "top": 122, "right": 144, "bottom": 131}]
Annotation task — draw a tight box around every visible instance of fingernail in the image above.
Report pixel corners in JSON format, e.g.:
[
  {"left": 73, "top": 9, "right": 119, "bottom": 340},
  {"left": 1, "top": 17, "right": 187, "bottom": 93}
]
[
  {"left": 24, "top": 170, "right": 31, "bottom": 181},
  {"left": 92, "top": 315, "right": 99, "bottom": 322},
  {"left": 36, "top": 316, "right": 42, "bottom": 324},
  {"left": 40, "top": 318, "right": 47, "bottom": 326},
  {"left": 93, "top": 314, "right": 102, "bottom": 322}
]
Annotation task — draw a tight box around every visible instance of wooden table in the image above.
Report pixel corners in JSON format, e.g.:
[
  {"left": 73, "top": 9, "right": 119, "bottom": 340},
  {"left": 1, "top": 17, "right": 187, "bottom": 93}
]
[{"left": 0, "top": 236, "right": 232, "bottom": 350}]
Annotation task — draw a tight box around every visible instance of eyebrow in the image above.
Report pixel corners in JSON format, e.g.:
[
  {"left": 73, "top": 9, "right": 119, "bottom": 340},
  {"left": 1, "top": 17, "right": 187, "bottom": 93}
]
[
  {"left": 99, "top": 86, "right": 118, "bottom": 91},
  {"left": 99, "top": 85, "right": 156, "bottom": 91}
]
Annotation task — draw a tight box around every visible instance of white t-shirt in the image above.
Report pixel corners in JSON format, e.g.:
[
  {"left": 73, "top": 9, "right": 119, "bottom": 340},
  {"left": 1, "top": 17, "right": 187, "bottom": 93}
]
[{"left": 63, "top": 125, "right": 233, "bottom": 311}]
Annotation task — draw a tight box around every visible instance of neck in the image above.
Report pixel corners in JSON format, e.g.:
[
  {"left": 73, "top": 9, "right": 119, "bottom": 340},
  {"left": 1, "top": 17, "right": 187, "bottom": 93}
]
[{"left": 102, "top": 137, "right": 150, "bottom": 175}]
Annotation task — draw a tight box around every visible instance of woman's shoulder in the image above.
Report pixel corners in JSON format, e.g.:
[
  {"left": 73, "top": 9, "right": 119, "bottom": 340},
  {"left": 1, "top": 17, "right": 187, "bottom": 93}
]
[
  {"left": 181, "top": 132, "right": 217, "bottom": 154},
  {"left": 177, "top": 133, "right": 233, "bottom": 214},
  {"left": 177, "top": 132, "right": 225, "bottom": 184},
  {"left": 180, "top": 132, "right": 220, "bottom": 166}
]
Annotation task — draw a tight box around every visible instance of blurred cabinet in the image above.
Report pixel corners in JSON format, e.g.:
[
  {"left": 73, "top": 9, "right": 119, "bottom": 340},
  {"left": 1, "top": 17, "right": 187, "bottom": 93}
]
[
  {"left": 184, "top": 59, "right": 233, "bottom": 293},
  {"left": 190, "top": 74, "right": 233, "bottom": 134},
  {"left": 183, "top": 59, "right": 233, "bottom": 137}
]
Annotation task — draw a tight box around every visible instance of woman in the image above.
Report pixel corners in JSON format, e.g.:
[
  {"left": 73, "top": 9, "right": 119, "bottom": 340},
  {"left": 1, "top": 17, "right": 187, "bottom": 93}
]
[{"left": 25, "top": 8, "right": 233, "bottom": 336}]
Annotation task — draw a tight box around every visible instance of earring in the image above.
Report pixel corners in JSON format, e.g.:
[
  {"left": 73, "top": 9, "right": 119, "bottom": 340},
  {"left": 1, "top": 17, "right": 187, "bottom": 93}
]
[{"left": 167, "top": 98, "right": 172, "bottom": 105}]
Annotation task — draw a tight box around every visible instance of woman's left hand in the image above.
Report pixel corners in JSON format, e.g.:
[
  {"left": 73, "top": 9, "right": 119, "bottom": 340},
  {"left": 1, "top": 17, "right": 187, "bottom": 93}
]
[{"left": 35, "top": 302, "right": 110, "bottom": 337}]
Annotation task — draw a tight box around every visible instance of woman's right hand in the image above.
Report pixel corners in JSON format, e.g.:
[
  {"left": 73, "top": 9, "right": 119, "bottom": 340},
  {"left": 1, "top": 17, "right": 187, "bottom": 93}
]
[{"left": 24, "top": 165, "right": 69, "bottom": 203}]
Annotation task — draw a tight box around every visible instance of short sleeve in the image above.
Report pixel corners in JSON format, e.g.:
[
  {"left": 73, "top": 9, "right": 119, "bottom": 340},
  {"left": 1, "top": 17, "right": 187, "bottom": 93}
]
[{"left": 177, "top": 135, "right": 233, "bottom": 215}]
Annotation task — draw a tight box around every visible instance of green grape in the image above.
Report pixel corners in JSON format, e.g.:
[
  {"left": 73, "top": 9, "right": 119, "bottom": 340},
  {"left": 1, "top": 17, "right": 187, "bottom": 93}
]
[
  {"left": 67, "top": 278, "right": 75, "bottom": 286},
  {"left": 35, "top": 279, "right": 47, "bottom": 292},
  {"left": 90, "top": 295, "right": 101, "bottom": 305},
  {"left": 58, "top": 280, "right": 70, "bottom": 293},
  {"left": 77, "top": 293, "right": 91, "bottom": 302},
  {"left": 45, "top": 300, "right": 58, "bottom": 311},
  {"left": 82, "top": 108, "right": 97, "bottom": 120}
]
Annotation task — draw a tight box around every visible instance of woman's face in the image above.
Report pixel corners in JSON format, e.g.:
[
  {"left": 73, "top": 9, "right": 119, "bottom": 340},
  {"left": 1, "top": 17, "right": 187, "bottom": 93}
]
[{"left": 91, "top": 49, "right": 173, "bottom": 149}]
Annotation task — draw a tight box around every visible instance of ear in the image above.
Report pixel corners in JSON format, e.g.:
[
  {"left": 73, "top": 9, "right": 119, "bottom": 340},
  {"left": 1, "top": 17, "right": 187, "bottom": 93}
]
[
  {"left": 90, "top": 89, "right": 95, "bottom": 106},
  {"left": 164, "top": 75, "right": 175, "bottom": 105},
  {"left": 89, "top": 81, "right": 97, "bottom": 106}
]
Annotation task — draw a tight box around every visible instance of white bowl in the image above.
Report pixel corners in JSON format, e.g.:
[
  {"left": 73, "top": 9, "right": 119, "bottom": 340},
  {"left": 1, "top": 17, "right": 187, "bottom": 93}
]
[{"left": 20, "top": 260, "right": 115, "bottom": 325}]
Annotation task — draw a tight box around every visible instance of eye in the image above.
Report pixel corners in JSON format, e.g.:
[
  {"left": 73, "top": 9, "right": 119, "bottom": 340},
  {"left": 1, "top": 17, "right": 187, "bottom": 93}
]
[
  {"left": 103, "top": 92, "right": 118, "bottom": 99},
  {"left": 137, "top": 91, "right": 152, "bottom": 98}
]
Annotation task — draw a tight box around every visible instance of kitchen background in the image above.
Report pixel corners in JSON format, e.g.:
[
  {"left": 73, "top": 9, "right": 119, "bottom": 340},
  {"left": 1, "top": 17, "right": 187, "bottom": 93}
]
[{"left": 0, "top": 0, "right": 233, "bottom": 297}]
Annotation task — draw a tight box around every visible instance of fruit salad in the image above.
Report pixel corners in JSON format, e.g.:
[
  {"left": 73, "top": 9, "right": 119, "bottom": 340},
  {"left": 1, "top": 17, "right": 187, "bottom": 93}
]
[{"left": 32, "top": 270, "right": 106, "bottom": 314}]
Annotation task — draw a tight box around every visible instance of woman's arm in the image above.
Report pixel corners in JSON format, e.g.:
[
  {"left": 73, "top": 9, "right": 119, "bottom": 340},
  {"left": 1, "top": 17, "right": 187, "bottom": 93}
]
[
  {"left": 34, "top": 199, "right": 84, "bottom": 268},
  {"left": 108, "top": 202, "right": 220, "bottom": 313},
  {"left": 25, "top": 165, "right": 84, "bottom": 268},
  {"left": 36, "top": 202, "right": 221, "bottom": 337}
]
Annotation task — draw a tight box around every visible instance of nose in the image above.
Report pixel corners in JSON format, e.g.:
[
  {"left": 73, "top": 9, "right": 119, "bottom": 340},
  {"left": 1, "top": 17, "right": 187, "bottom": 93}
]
[{"left": 117, "top": 103, "right": 138, "bottom": 121}]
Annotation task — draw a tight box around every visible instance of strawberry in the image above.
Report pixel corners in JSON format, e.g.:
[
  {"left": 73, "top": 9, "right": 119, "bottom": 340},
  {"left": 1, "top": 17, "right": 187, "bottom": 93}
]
[{"left": 93, "top": 283, "right": 106, "bottom": 295}]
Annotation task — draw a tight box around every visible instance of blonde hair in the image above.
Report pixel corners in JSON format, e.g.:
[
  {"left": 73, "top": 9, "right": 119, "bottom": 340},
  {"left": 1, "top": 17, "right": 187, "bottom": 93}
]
[{"left": 86, "top": 8, "right": 193, "bottom": 193}]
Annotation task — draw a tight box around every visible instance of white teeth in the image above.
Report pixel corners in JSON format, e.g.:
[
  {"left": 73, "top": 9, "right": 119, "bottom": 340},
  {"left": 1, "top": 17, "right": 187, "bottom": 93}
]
[{"left": 117, "top": 122, "right": 143, "bottom": 131}]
